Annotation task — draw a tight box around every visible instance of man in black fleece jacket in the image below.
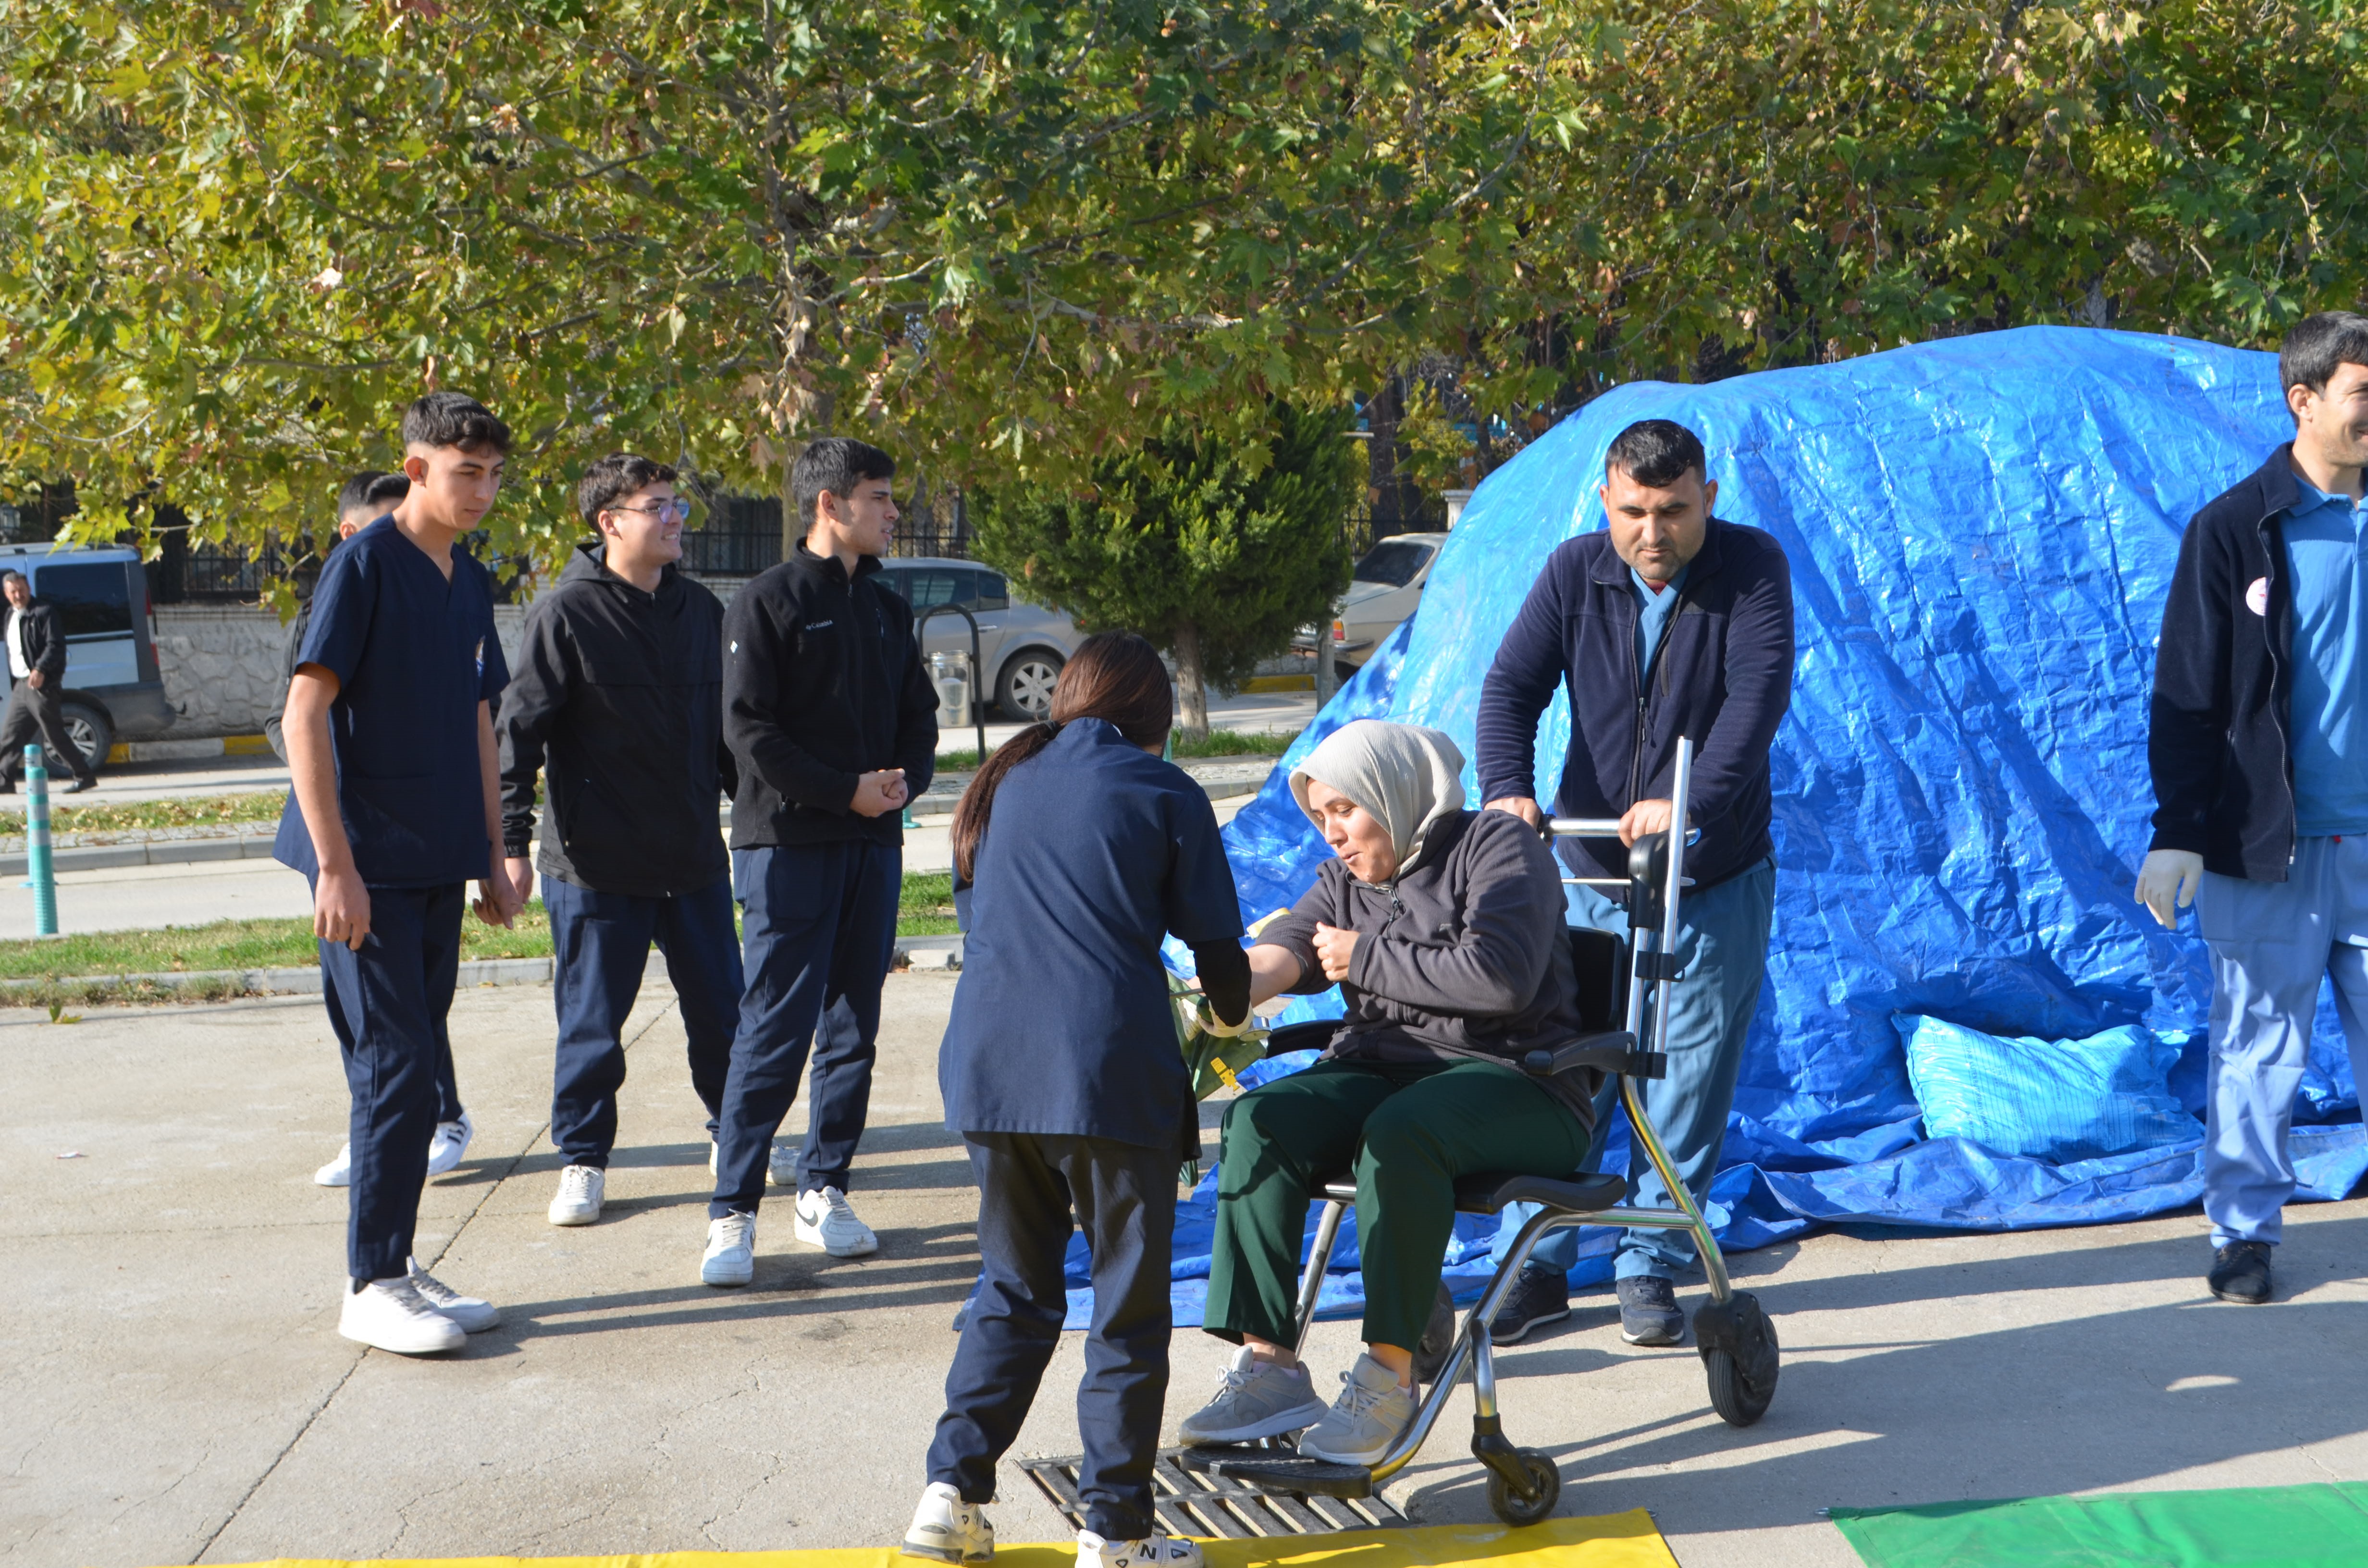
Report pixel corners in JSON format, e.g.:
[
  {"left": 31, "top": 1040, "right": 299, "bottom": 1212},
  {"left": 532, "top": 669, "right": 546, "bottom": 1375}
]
[
  {"left": 701, "top": 437, "right": 937, "bottom": 1286},
  {"left": 1474, "top": 418, "right": 1794, "bottom": 1350},
  {"left": 497, "top": 454, "right": 743, "bottom": 1229}
]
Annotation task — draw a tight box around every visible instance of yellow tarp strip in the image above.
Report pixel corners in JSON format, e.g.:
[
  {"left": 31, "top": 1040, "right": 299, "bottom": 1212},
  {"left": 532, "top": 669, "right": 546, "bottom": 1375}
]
[{"left": 222, "top": 1514, "right": 1677, "bottom": 1568}]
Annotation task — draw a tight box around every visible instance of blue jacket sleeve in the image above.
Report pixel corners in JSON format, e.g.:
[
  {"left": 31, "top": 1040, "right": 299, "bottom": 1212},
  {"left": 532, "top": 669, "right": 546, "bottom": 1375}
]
[
  {"left": 2148, "top": 510, "right": 2233, "bottom": 854},
  {"left": 1477, "top": 550, "right": 1573, "bottom": 803},
  {"left": 1685, "top": 538, "right": 1794, "bottom": 825}
]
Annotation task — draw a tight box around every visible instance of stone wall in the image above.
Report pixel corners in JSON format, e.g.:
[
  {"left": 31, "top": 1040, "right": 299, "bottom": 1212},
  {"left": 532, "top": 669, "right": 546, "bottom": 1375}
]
[{"left": 152, "top": 604, "right": 530, "bottom": 739}]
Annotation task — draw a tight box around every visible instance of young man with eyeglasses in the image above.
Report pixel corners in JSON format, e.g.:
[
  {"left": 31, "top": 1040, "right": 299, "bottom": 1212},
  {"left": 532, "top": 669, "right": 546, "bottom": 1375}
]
[
  {"left": 701, "top": 436, "right": 937, "bottom": 1286},
  {"left": 497, "top": 453, "right": 744, "bottom": 1227}
]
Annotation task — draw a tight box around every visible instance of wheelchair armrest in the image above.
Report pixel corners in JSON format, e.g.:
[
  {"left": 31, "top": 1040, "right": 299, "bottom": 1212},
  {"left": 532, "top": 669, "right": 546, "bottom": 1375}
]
[{"left": 1522, "top": 1030, "right": 1668, "bottom": 1080}]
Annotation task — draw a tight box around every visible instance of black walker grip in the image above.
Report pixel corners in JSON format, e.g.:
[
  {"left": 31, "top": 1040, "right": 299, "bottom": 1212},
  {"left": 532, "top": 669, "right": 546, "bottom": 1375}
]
[{"left": 1521, "top": 1032, "right": 1666, "bottom": 1080}]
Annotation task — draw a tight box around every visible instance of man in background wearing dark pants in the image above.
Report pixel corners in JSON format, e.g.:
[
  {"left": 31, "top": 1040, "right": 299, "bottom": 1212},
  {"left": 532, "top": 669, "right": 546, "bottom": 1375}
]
[
  {"left": 0, "top": 569, "right": 98, "bottom": 794},
  {"left": 1476, "top": 418, "right": 1794, "bottom": 1349},
  {"left": 498, "top": 453, "right": 743, "bottom": 1228},
  {"left": 702, "top": 436, "right": 937, "bottom": 1286},
  {"left": 274, "top": 470, "right": 478, "bottom": 1191}
]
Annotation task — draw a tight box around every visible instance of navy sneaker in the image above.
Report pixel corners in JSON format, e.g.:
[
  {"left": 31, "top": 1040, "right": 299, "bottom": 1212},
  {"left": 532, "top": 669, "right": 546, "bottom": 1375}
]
[
  {"left": 1616, "top": 1275, "right": 1685, "bottom": 1346},
  {"left": 2208, "top": 1241, "right": 2272, "bottom": 1304},
  {"left": 1487, "top": 1265, "right": 1571, "bottom": 1346}
]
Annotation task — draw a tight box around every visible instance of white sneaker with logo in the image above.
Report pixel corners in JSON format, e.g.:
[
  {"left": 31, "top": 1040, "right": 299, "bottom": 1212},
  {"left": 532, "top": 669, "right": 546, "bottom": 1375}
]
[
  {"left": 703, "top": 1212, "right": 756, "bottom": 1286},
  {"left": 795, "top": 1185, "right": 878, "bottom": 1257},
  {"left": 339, "top": 1277, "right": 465, "bottom": 1355},
  {"left": 315, "top": 1142, "right": 354, "bottom": 1187},
  {"left": 426, "top": 1111, "right": 475, "bottom": 1177},
  {"left": 901, "top": 1481, "right": 995, "bottom": 1563},
  {"left": 406, "top": 1258, "right": 500, "bottom": 1333},
  {"left": 1076, "top": 1531, "right": 1201, "bottom": 1568},
  {"left": 548, "top": 1164, "right": 605, "bottom": 1226}
]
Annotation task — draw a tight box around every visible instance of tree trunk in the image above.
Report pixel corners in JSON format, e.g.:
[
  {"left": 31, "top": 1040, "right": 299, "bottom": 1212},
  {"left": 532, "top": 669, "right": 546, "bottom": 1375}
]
[
  {"left": 1172, "top": 620, "right": 1210, "bottom": 740},
  {"left": 780, "top": 442, "right": 799, "bottom": 565}
]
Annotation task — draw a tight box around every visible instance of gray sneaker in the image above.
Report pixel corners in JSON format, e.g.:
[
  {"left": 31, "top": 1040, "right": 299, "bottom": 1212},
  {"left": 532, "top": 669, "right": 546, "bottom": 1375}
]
[
  {"left": 1295, "top": 1353, "right": 1418, "bottom": 1466},
  {"left": 1177, "top": 1346, "right": 1329, "bottom": 1445}
]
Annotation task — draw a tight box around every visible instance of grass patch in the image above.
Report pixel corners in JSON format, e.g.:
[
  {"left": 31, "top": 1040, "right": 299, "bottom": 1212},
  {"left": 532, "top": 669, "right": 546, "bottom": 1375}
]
[
  {"left": 933, "top": 728, "right": 1296, "bottom": 773},
  {"left": 0, "top": 790, "right": 287, "bottom": 836},
  {"left": 0, "top": 872, "right": 962, "bottom": 994}
]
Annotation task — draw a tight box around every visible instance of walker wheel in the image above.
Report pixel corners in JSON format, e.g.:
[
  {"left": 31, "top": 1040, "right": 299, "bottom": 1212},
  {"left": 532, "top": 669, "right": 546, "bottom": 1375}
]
[
  {"left": 1698, "top": 1292, "right": 1780, "bottom": 1427},
  {"left": 1484, "top": 1447, "right": 1560, "bottom": 1526}
]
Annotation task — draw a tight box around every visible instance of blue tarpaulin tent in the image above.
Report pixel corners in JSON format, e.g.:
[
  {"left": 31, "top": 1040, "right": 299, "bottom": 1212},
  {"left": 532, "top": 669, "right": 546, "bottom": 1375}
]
[{"left": 1060, "top": 327, "right": 2368, "bottom": 1328}]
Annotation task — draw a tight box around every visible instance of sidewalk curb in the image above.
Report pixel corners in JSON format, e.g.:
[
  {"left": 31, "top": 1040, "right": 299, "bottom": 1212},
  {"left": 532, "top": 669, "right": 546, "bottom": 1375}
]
[{"left": 99, "top": 734, "right": 275, "bottom": 766}]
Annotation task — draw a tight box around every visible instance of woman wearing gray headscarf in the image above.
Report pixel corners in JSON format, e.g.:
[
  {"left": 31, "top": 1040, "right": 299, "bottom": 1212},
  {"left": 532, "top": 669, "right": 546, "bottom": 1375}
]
[{"left": 1177, "top": 719, "right": 1599, "bottom": 1466}]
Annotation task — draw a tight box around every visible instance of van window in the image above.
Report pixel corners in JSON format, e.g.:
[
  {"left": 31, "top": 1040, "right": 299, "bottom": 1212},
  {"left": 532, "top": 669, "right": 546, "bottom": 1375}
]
[{"left": 36, "top": 562, "right": 133, "bottom": 637}]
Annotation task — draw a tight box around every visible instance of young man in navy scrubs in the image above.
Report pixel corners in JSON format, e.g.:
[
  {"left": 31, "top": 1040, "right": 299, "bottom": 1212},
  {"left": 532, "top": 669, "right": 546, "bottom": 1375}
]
[
  {"left": 702, "top": 436, "right": 937, "bottom": 1286},
  {"left": 278, "top": 392, "right": 521, "bottom": 1356},
  {"left": 498, "top": 453, "right": 743, "bottom": 1228}
]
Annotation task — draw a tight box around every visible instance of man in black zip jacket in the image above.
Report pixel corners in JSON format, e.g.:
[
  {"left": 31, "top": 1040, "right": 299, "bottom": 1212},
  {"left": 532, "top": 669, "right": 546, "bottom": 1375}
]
[
  {"left": 2139, "top": 311, "right": 2368, "bottom": 1308},
  {"left": 0, "top": 569, "right": 97, "bottom": 792},
  {"left": 701, "top": 436, "right": 938, "bottom": 1287},
  {"left": 497, "top": 453, "right": 745, "bottom": 1229},
  {"left": 1472, "top": 418, "right": 1794, "bottom": 1349}
]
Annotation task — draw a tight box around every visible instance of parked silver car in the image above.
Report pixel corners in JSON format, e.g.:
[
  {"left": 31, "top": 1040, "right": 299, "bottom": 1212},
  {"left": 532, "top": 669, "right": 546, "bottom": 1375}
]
[
  {"left": 1301, "top": 531, "right": 1450, "bottom": 677},
  {"left": 876, "top": 558, "right": 1085, "bottom": 721}
]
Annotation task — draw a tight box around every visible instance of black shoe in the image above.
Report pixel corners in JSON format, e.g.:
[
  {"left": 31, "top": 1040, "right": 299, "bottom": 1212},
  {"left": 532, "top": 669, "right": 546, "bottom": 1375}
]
[
  {"left": 1411, "top": 1282, "right": 1459, "bottom": 1383},
  {"left": 1616, "top": 1275, "right": 1686, "bottom": 1346},
  {"left": 1488, "top": 1264, "right": 1571, "bottom": 1346},
  {"left": 67, "top": 777, "right": 95, "bottom": 794},
  {"left": 2208, "top": 1241, "right": 2273, "bottom": 1304},
  {"left": 0, "top": 781, "right": 14, "bottom": 795}
]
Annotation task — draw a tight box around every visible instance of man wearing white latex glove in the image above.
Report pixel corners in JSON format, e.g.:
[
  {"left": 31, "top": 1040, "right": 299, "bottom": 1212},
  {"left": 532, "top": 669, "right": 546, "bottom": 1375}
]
[{"left": 2147, "top": 311, "right": 2368, "bottom": 1310}]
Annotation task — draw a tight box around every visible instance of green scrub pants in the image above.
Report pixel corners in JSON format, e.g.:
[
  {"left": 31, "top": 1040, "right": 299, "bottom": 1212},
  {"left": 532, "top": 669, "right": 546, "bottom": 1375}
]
[{"left": 1205, "top": 1056, "right": 1591, "bottom": 1353}]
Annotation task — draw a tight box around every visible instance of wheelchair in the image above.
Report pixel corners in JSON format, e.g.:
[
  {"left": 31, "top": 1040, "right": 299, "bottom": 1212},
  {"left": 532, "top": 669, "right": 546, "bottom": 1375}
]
[{"left": 1181, "top": 738, "right": 1782, "bottom": 1526}]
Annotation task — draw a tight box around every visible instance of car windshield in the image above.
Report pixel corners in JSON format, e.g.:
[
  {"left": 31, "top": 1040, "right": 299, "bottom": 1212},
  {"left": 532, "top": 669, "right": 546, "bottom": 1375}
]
[{"left": 1352, "top": 539, "right": 1436, "bottom": 588}]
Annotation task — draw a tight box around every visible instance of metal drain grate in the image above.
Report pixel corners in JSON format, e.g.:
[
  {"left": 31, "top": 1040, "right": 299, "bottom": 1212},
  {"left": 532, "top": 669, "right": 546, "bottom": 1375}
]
[{"left": 1020, "top": 1449, "right": 1407, "bottom": 1538}]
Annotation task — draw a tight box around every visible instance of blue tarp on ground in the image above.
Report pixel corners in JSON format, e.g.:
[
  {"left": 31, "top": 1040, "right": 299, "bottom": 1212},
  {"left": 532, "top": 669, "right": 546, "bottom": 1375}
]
[{"left": 1071, "top": 327, "right": 2368, "bottom": 1330}]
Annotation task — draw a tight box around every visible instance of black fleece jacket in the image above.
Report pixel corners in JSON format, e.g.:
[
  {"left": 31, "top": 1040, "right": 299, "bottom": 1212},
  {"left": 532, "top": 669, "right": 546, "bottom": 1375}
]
[
  {"left": 723, "top": 544, "right": 937, "bottom": 848},
  {"left": 497, "top": 543, "right": 735, "bottom": 896},
  {"left": 2148, "top": 445, "right": 2316, "bottom": 881}
]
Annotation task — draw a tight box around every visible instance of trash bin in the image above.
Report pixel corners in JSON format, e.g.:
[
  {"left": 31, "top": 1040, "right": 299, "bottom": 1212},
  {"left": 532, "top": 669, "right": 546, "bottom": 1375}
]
[{"left": 931, "top": 650, "right": 972, "bottom": 730}]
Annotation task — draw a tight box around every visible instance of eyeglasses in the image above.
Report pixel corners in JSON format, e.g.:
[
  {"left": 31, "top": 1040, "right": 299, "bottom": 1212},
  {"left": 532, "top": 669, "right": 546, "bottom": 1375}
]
[{"left": 609, "top": 500, "right": 692, "bottom": 522}]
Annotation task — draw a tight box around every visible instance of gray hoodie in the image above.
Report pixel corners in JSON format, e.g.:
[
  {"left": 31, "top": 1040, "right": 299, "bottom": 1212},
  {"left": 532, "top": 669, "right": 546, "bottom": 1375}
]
[{"left": 1263, "top": 807, "right": 1600, "bottom": 1124}]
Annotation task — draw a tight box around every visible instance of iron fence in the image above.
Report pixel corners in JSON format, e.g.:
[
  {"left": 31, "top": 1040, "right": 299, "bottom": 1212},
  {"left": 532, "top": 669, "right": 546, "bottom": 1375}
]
[{"left": 683, "top": 490, "right": 972, "bottom": 579}]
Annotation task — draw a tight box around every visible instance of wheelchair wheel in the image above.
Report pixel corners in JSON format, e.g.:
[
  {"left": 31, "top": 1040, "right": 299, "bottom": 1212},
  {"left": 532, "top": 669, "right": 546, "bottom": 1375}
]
[
  {"left": 1484, "top": 1447, "right": 1561, "bottom": 1526},
  {"left": 1703, "top": 1304, "right": 1780, "bottom": 1427}
]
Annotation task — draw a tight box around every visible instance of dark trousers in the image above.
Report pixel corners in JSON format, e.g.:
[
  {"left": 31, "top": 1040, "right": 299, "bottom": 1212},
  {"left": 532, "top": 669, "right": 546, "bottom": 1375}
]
[
  {"left": 1207, "top": 1057, "right": 1591, "bottom": 1352},
  {"left": 710, "top": 841, "right": 900, "bottom": 1215},
  {"left": 545, "top": 872, "right": 744, "bottom": 1167},
  {"left": 0, "top": 678, "right": 94, "bottom": 783},
  {"left": 927, "top": 1133, "right": 1175, "bottom": 1541},
  {"left": 319, "top": 882, "right": 464, "bottom": 1283}
]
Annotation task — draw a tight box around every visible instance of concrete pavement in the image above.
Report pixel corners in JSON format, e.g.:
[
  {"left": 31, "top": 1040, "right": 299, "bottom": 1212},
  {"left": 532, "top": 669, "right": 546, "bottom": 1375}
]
[{"left": 10, "top": 978, "right": 2367, "bottom": 1568}]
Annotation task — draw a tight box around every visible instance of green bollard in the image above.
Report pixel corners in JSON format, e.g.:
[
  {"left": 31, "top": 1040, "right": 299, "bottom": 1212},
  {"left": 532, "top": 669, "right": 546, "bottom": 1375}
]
[{"left": 25, "top": 743, "right": 56, "bottom": 935}]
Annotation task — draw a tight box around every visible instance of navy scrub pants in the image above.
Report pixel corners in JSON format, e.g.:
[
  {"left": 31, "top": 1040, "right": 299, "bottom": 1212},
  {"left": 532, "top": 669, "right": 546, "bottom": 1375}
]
[
  {"left": 319, "top": 881, "right": 465, "bottom": 1284},
  {"left": 544, "top": 872, "right": 744, "bottom": 1168},
  {"left": 710, "top": 841, "right": 900, "bottom": 1216},
  {"left": 926, "top": 1132, "right": 1175, "bottom": 1543},
  {"left": 1498, "top": 856, "right": 1776, "bottom": 1282}
]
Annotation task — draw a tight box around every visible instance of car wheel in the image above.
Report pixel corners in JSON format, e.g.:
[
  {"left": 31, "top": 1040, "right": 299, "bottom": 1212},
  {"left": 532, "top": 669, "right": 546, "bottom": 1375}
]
[
  {"left": 997, "top": 649, "right": 1065, "bottom": 722},
  {"left": 56, "top": 700, "right": 112, "bottom": 776}
]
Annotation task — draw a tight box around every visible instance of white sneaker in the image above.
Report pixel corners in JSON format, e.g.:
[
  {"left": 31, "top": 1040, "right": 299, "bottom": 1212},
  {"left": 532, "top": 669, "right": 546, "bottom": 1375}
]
[
  {"left": 548, "top": 1164, "right": 605, "bottom": 1226},
  {"left": 1295, "top": 1353, "right": 1419, "bottom": 1466},
  {"left": 427, "top": 1111, "right": 475, "bottom": 1177},
  {"left": 315, "top": 1142, "right": 353, "bottom": 1187},
  {"left": 901, "top": 1481, "right": 995, "bottom": 1563},
  {"left": 1076, "top": 1531, "right": 1200, "bottom": 1568},
  {"left": 703, "top": 1212, "right": 756, "bottom": 1286},
  {"left": 406, "top": 1258, "right": 500, "bottom": 1332},
  {"left": 339, "top": 1277, "right": 465, "bottom": 1354},
  {"left": 768, "top": 1139, "right": 802, "bottom": 1186},
  {"left": 795, "top": 1185, "right": 878, "bottom": 1257}
]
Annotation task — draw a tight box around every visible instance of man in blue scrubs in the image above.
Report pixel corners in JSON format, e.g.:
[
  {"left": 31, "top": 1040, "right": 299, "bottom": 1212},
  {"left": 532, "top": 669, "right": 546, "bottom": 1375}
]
[
  {"left": 277, "top": 392, "right": 519, "bottom": 1356},
  {"left": 2141, "top": 310, "right": 2368, "bottom": 1305},
  {"left": 1475, "top": 418, "right": 1795, "bottom": 1348}
]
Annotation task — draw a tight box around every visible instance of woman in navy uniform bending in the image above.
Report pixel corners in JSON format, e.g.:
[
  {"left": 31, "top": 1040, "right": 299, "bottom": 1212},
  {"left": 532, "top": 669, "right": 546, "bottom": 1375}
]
[{"left": 901, "top": 632, "right": 1249, "bottom": 1568}]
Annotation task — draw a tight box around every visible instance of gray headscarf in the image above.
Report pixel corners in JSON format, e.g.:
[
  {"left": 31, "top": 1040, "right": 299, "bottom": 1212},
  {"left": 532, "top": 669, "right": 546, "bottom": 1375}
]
[{"left": 1289, "top": 720, "right": 1468, "bottom": 882}]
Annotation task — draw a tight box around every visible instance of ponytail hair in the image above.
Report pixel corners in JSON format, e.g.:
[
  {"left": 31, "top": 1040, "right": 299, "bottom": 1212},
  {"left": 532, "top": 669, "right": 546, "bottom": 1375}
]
[{"left": 950, "top": 630, "right": 1173, "bottom": 880}]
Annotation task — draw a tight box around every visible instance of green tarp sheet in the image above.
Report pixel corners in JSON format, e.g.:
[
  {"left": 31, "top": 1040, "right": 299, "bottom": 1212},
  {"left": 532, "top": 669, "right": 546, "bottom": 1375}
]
[{"left": 1833, "top": 1483, "right": 2368, "bottom": 1567}]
